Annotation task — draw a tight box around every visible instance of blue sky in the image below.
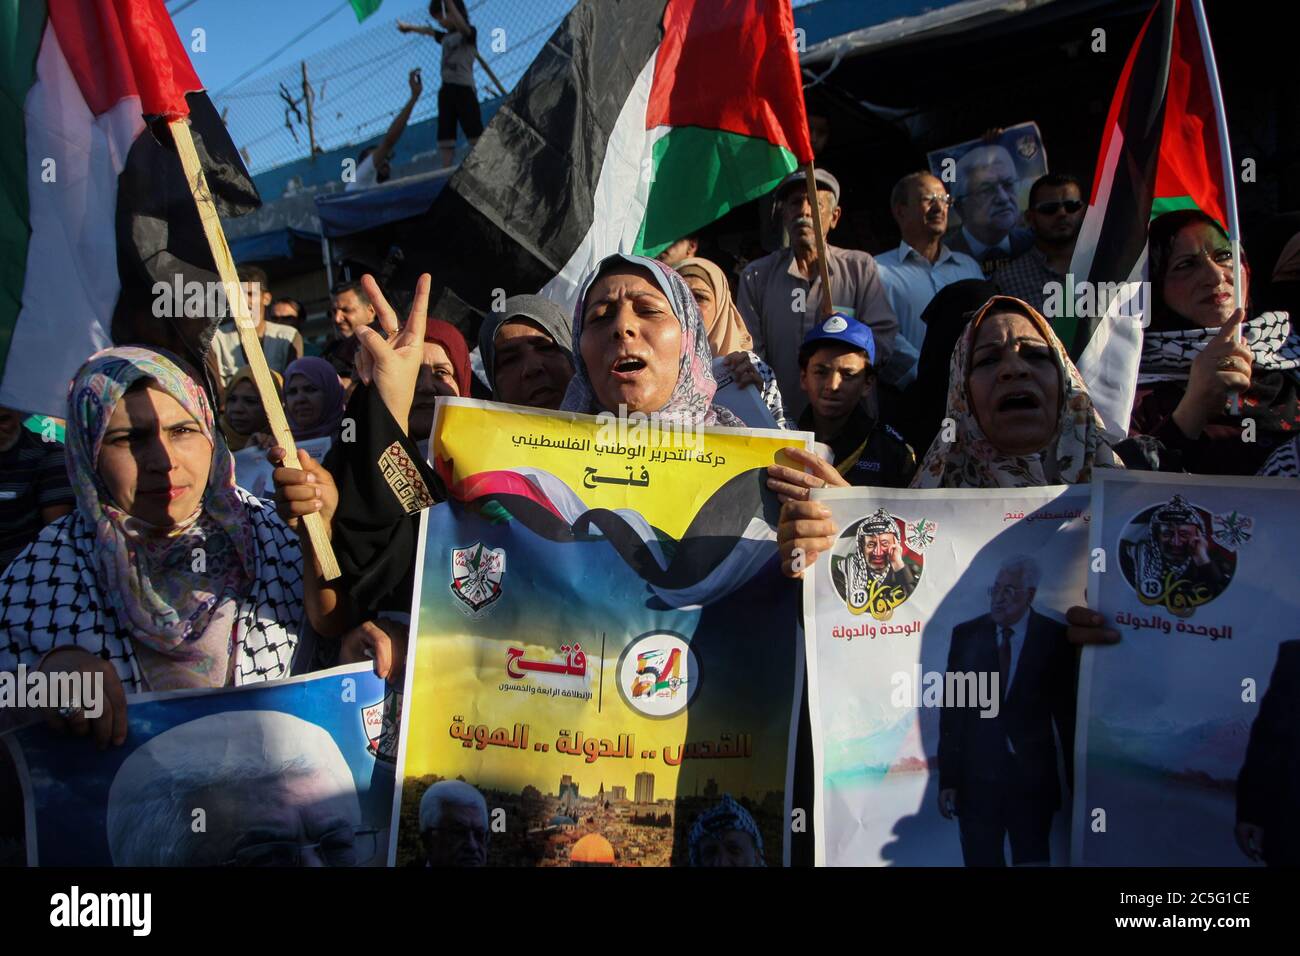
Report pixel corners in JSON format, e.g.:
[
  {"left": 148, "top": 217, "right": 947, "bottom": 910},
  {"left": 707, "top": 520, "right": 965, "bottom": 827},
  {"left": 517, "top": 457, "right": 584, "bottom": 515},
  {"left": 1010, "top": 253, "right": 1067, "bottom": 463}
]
[{"left": 172, "top": 0, "right": 580, "bottom": 173}]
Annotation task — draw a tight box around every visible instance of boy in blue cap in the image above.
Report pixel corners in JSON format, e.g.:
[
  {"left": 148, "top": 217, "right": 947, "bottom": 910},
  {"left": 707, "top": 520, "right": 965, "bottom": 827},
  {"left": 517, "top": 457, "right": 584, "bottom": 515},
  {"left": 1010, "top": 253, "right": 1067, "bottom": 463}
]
[{"left": 797, "top": 314, "right": 916, "bottom": 487}]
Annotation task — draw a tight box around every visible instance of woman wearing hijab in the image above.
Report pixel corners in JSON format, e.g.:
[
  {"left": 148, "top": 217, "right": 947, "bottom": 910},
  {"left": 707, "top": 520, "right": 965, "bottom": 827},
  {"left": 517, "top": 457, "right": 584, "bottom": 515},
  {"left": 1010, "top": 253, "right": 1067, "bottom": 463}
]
[
  {"left": 409, "top": 319, "right": 471, "bottom": 443},
  {"left": 477, "top": 294, "right": 574, "bottom": 409},
  {"left": 561, "top": 253, "right": 743, "bottom": 426},
  {"left": 284, "top": 356, "right": 347, "bottom": 442},
  {"left": 285, "top": 258, "right": 753, "bottom": 684},
  {"left": 678, "top": 256, "right": 788, "bottom": 428},
  {"left": 676, "top": 257, "right": 753, "bottom": 356},
  {"left": 219, "top": 365, "right": 281, "bottom": 452},
  {"left": 771, "top": 296, "right": 1147, "bottom": 642},
  {"left": 0, "top": 347, "right": 307, "bottom": 745},
  {"left": 1130, "top": 209, "right": 1300, "bottom": 475}
]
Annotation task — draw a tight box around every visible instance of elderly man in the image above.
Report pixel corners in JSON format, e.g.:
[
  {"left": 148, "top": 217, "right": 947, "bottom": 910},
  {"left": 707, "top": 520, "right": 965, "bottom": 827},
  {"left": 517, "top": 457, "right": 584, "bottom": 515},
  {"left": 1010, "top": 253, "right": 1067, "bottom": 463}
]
[
  {"left": 948, "top": 145, "right": 1034, "bottom": 274},
  {"left": 994, "top": 174, "right": 1086, "bottom": 315},
  {"left": 419, "top": 779, "right": 490, "bottom": 866},
  {"left": 737, "top": 168, "right": 911, "bottom": 417},
  {"left": 106, "top": 711, "right": 373, "bottom": 867},
  {"left": 831, "top": 508, "right": 918, "bottom": 611},
  {"left": 937, "top": 555, "right": 1075, "bottom": 867},
  {"left": 210, "top": 264, "right": 304, "bottom": 386},
  {"left": 688, "top": 794, "right": 765, "bottom": 867},
  {"left": 1120, "top": 494, "right": 1231, "bottom": 609},
  {"left": 876, "top": 171, "right": 983, "bottom": 356}
]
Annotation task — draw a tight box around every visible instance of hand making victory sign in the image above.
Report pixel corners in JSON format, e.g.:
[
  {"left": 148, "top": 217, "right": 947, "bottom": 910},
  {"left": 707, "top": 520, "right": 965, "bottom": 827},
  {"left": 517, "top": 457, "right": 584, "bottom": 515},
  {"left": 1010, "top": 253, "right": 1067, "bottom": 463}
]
[{"left": 354, "top": 272, "right": 432, "bottom": 434}]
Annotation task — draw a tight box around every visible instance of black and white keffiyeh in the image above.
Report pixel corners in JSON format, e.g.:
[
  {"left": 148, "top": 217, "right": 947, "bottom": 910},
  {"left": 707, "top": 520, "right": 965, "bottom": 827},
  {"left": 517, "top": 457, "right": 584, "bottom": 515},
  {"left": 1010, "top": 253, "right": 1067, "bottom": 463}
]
[
  {"left": 1138, "top": 311, "right": 1300, "bottom": 385},
  {"left": 1259, "top": 436, "right": 1300, "bottom": 478},
  {"left": 0, "top": 488, "right": 305, "bottom": 694}
]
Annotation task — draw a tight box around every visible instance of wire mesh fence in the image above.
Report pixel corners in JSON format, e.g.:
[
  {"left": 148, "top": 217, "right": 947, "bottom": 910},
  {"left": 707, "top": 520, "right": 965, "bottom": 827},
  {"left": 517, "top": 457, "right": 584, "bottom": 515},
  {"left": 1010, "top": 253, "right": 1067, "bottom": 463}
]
[{"left": 212, "top": 0, "right": 577, "bottom": 175}]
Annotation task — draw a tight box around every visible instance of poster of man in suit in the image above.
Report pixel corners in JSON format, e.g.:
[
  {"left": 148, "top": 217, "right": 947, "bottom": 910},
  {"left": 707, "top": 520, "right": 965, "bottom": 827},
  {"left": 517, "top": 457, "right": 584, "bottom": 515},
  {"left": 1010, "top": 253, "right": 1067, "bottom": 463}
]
[
  {"left": 803, "top": 486, "right": 1088, "bottom": 866},
  {"left": 937, "top": 555, "right": 1076, "bottom": 866}
]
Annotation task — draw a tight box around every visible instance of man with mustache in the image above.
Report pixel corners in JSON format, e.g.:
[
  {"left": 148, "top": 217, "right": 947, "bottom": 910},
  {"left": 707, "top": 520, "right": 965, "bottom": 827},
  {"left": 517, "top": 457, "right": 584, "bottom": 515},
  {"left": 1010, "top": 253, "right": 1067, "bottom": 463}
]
[
  {"left": 737, "top": 169, "right": 909, "bottom": 418},
  {"left": 948, "top": 145, "right": 1034, "bottom": 275},
  {"left": 876, "top": 171, "right": 983, "bottom": 358},
  {"left": 995, "top": 173, "right": 1086, "bottom": 316}
]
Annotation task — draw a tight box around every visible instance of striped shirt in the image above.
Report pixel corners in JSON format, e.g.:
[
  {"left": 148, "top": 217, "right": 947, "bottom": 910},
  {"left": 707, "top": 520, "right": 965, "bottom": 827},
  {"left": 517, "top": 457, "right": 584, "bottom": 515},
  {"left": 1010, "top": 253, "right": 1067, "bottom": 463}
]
[{"left": 0, "top": 429, "right": 74, "bottom": 572}]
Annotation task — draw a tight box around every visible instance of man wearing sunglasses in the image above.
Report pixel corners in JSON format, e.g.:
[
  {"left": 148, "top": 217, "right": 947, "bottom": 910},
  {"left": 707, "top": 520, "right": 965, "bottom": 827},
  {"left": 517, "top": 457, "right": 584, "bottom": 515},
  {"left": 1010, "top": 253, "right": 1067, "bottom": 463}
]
[
  {"left": 995, "top": 174, "right": 1086, "bottom": 315},
  {"left": 949, "top": 144, "right": 1035, "bottom": 274}
]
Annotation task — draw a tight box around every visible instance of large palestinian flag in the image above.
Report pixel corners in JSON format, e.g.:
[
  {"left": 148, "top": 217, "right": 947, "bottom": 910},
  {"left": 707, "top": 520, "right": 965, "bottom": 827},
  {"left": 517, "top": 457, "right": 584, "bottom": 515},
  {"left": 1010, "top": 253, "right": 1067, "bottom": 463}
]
[
  {"left": 0, "top": 0, "right": 259, "bottom": 417},
  {"left": 423, "top": 0, "right": 813, "bottom": 318},
  {"left": 1070, "top": 0, "right": 1235, "bottom": 437}
]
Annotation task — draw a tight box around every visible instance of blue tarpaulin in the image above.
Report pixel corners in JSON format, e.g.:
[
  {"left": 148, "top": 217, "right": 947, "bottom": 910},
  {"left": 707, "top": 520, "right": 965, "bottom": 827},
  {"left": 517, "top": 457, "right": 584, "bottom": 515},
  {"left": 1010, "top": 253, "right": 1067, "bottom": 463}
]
[
  {"left": 314, "top": 170, "right": 451, "bottom": 238},
  {"left": 229, "top": 227, "right": 321, "bottom": 263}
]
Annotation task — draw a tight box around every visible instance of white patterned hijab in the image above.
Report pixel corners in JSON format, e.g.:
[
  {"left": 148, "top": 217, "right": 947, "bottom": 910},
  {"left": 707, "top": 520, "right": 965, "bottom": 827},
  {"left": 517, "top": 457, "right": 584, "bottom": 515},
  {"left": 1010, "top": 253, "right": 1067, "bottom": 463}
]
[{"left": 560, "top": 254, "right": 742, "bottom": 427}]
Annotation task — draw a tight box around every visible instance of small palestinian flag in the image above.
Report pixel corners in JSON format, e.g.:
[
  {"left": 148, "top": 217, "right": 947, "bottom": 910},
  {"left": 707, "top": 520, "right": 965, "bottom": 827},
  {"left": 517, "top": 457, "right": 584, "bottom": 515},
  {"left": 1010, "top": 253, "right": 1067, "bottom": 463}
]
[
  {"left": 0, "top": 0, "right": 259, "bottom": 417},
  {"left": 423, "top": 0, "right": 813, "bottom": 315},
  {"left": 1070, "top": 0, "right": 1236, "bottom": 436}
]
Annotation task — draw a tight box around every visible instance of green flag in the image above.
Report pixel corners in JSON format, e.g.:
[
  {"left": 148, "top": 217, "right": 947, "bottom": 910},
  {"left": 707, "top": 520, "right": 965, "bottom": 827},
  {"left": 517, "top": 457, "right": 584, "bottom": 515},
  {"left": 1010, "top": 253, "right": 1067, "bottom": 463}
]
[{"left": 349, "top": 0, "right": 383, "bottom": 23}]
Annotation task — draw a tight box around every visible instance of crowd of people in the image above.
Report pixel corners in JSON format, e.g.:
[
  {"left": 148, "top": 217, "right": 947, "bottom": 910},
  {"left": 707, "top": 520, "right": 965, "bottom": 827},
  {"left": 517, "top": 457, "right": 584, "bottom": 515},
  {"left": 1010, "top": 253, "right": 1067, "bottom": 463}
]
[{"left": 1, "top": 71, "right": 1299, "bottom": 865}]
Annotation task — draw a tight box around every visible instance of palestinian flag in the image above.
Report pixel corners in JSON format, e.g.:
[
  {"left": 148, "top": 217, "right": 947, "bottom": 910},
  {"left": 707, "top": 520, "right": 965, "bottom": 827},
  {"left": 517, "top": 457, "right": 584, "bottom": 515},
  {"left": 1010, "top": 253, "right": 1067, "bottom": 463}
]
[
  {"left": 1070, "top": 0, "right": 1236, "bottom": 437},
  {"left": 422, "top": 0, "right": 813, "bottom": 318},
  {"left": 0, "top": 0, "right": 259, "bottom": 417}
]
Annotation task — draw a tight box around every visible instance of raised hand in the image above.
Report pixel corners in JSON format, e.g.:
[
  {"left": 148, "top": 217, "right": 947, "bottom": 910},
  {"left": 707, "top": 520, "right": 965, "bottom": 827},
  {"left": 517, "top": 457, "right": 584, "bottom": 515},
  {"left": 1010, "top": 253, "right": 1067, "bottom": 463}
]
[{"left": 354, "top": 272, "right": 431, "bottom": 434}]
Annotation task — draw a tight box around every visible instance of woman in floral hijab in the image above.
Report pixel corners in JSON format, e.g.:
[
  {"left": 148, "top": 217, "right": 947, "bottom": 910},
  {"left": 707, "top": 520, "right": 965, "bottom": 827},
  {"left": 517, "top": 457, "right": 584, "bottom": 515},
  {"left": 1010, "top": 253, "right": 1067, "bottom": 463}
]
[{"left": 911, "top": 295, "right": 1115, "bottom": 488}]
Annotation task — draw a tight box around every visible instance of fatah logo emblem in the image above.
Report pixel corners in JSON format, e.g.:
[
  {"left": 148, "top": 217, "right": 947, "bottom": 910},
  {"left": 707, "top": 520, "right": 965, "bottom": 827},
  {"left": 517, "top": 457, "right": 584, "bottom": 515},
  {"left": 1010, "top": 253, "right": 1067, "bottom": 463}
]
[
  {"left": 450, "top": 542, "right": 506, "bottom": 617},
  {"left": 362, "top": 689, "right": 400, "bottom": 764}
]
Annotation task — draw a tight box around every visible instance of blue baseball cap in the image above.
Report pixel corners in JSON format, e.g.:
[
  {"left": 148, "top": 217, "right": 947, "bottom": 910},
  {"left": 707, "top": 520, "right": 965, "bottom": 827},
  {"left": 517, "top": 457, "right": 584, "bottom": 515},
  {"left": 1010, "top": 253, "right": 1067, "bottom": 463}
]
[{"left": 800, "top": 313, "right": 876, "bottom": 365}]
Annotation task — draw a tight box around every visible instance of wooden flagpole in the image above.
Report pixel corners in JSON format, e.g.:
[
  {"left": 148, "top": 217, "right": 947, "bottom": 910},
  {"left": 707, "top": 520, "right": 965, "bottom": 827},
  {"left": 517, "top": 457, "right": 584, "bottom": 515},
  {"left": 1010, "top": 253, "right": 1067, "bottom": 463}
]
[
  {"left": 168, "top": 118, "right": 342, "bottom": 580},
  {"left": 803, "top": 163, "right": 835, "bottom": 319}
]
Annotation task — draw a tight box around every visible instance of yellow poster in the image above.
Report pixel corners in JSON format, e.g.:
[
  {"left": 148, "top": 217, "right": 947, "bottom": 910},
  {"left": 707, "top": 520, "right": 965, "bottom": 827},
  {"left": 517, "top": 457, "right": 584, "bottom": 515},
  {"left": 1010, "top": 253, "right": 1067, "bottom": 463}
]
[{"left": 391, "top": 398, "right": 811, "bottom": 867}]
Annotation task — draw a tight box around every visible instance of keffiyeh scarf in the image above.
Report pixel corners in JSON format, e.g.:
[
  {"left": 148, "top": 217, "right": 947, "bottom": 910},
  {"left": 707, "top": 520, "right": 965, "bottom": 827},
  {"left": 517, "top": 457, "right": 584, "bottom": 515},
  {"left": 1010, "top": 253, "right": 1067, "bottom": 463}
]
[
  {"left": 1138, "top": 311, "right": 1300, "bottom": 385},
  {"left": 0, "top": 347, "right": 304, "bottom": 692}
]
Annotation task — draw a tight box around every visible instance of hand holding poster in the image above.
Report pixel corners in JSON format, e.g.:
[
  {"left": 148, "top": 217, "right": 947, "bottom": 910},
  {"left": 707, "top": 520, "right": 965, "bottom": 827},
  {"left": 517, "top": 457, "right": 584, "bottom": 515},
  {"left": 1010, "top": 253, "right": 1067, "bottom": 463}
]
[
  {"left": 1074, "top": 471, "right": 1300, "bottom": 866},
  {"left": 4, "top": 664, "right": 396, "bottom": 866},
  {"left": 392, "top": 398, "right": 811, "bottom": 867},
  {"left": 926, "top": 121, "right": 1047, "bottom": 269},
  {"left": 805, "top": 486, "right": 1089, "bottom": 866}
]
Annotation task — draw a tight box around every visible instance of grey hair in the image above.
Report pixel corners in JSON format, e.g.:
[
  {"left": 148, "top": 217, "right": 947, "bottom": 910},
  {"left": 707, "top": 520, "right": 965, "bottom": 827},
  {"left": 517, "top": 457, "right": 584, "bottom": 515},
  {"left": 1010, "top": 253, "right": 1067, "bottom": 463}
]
[
  {"left": 997, "top": 553, "right": 1041, "bottom": 591},
  {"left": 955, "top": 144, "right": 1016, "bottom": 200},
  {"left": 419, "top": 780, "right": 488, "bottom": 832},
  {"left": 106, "top": 711, "right": 358, "bottom": 866}
]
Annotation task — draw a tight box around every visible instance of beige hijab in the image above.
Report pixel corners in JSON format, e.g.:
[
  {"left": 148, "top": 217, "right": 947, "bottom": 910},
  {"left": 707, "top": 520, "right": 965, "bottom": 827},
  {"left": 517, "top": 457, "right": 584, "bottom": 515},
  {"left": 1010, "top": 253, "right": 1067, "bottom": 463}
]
[{"left": 676, "top": 257, "right": 754, "bottom": 356}]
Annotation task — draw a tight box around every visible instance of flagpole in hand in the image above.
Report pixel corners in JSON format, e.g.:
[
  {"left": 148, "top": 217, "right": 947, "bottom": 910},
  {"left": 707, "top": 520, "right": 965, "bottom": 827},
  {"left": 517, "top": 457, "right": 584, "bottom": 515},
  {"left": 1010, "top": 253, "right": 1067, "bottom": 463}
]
[
  {"left": 168, "top": 118, "right": 342, "bottom": 580},
  {"left": 1191, "top": 0, "right": 1243, "bottom": 416},
  {"left": 803, "top": 164, "right": 835, "bottom": 319}
]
